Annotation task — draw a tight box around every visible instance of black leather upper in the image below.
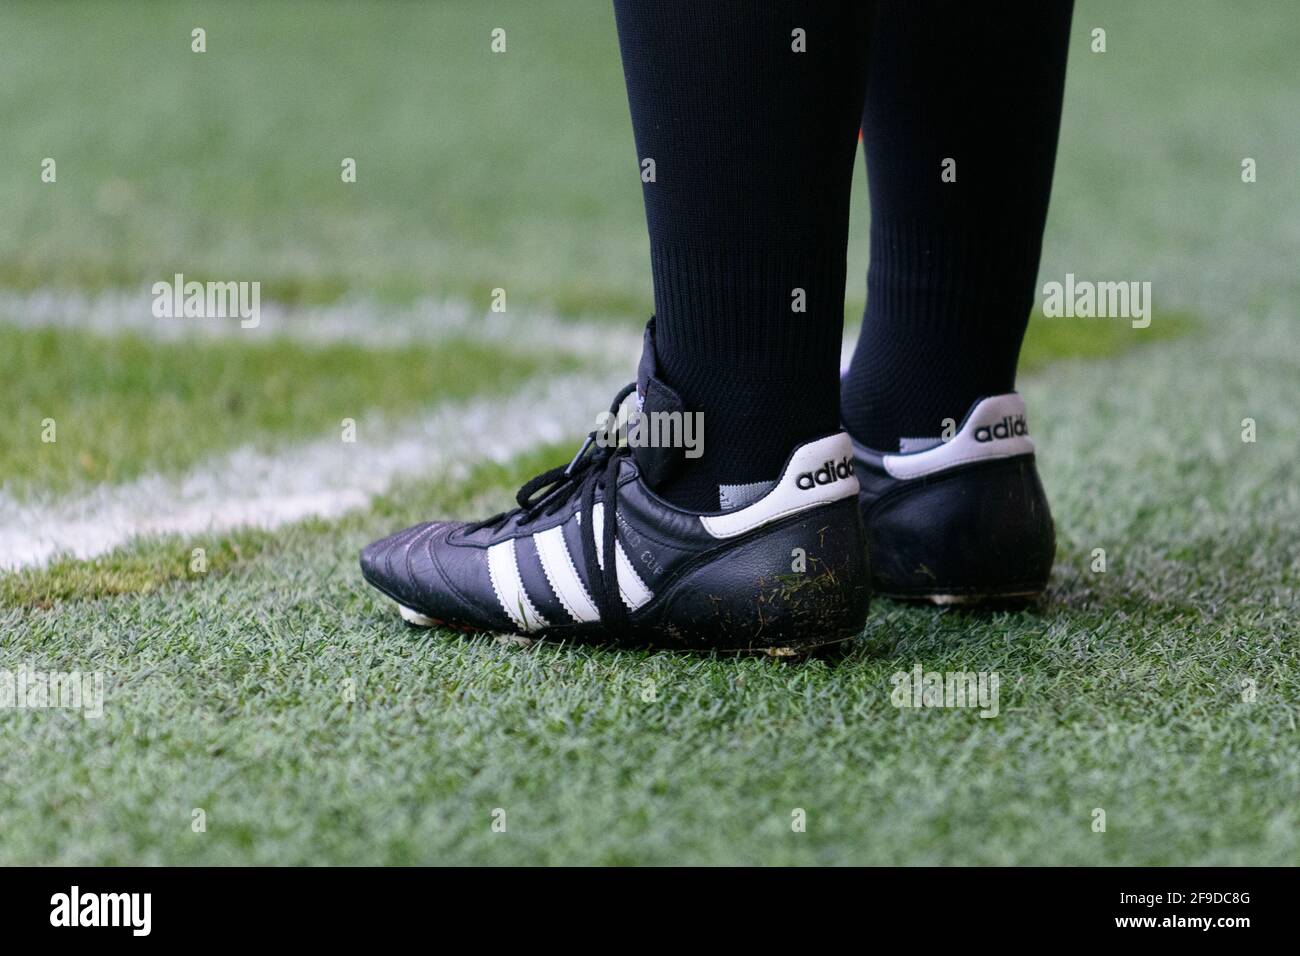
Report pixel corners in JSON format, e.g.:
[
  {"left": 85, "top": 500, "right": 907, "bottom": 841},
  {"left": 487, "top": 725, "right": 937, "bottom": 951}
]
[
  {"left": 361, "top": 317, "right": 870, "bottom": 648},
  {"left": 854, "top": 452, "right": 1055, "bottom": 598},
  {"left": 360, "top": 456, "right": 869, "bottom": 648}
]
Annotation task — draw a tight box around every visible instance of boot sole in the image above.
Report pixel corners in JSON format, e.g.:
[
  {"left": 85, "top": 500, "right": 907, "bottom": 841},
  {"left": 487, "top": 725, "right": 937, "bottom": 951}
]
[
  {"left": 864, "top": 456, "right": 1056, "bottom": 606},
  {"left": 395, "top": 602, "right": 857, "bottom": 659},
  {"left": 876, "top": 587, "right": 1045, "bottom": 607}
]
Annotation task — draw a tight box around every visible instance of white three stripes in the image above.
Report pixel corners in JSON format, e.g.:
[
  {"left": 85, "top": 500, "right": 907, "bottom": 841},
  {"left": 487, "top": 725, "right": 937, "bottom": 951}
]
[
  {"left": 486, "top": 517, "right": 652, "bottom": 633},
  {"left": 588, "top": 509, "right": 654, "bottom": 611},
  {"left": 534, "top": 526, "right": 601, "bottom": 623},
  {"left": 486, "top": 538, "right": 548, "bottom": 633}
]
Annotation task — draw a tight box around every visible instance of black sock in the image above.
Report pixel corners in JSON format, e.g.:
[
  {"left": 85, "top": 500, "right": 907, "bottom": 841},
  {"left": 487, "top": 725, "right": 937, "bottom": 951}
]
[
  {"left": 841, "top": 0, "right": 1074, "bottom": 451},
  {"left": 613, "top": 0, "right": 872, "bottom": 510}
]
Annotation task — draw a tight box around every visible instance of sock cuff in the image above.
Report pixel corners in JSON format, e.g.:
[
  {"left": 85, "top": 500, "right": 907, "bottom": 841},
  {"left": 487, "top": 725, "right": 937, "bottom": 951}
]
[
  {"left": 650, "top": 241, "right": 846, "bottom": 380},
  {"left": 866, "top": 216, "right": 1045, "bottom": 315}
]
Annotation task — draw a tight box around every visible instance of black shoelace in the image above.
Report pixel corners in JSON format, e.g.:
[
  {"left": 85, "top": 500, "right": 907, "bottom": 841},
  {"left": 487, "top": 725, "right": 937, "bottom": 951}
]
[{"left": 468, "top": 382, "right": 637, "bottom": 630}]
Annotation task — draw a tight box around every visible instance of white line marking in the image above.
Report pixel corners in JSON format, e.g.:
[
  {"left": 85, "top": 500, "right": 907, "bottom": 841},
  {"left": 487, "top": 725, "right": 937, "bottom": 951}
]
[
  {"left": 0, "top": 290, "right": 862, "bottom": 572},
  {"left": 0, "top": 290, "right": 640, "bottom": 361},
  {"left": 0, "top": 369, "right": 629, "bottom": 570}
]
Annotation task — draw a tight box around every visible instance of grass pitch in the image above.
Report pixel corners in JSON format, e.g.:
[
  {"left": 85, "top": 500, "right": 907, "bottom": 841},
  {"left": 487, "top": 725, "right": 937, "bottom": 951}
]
[{"left": 1, "top": 0, "right": 1297, "bottom": 864}]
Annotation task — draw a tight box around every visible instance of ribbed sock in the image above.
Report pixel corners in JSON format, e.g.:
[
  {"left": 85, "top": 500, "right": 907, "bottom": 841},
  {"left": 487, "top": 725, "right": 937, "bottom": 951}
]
[
  {"left": 841, "top": 0, "right": 1075, "bottom": 451},
  {"left": 613, "top": 0, "right": 873, "bottom": 509}
]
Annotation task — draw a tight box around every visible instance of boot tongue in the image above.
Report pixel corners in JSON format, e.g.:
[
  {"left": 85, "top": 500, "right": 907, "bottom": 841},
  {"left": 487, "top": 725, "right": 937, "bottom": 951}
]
[{"left": 630, "top": 318, "right": 688, "bottom": 490}]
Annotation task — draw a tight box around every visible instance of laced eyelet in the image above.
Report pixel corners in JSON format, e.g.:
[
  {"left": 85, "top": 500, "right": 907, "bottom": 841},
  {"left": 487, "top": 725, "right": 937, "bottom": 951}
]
[{"left": 466, "top": 382, "right": 638, "bottom": 629}]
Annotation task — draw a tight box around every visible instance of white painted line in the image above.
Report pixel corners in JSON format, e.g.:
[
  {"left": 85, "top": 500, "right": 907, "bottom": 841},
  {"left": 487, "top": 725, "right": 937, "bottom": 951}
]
[
  {"left": 0, "top": 290, "right": 641, "bottom": 361},
  {"left": 0, "top": 289, "right": 865, "bottom": 570},
  {"left": 0, "top": 369, "right": 630, "bottom": 570}
]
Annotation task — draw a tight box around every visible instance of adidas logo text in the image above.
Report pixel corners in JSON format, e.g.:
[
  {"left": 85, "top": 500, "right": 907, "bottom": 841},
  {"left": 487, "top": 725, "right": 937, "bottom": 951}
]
[
  {"left": 796, "top": 457, "right": 854, "bottom": 490},
  {"left": 973, "top": 415, "right": 1028, "bottom": 443}
]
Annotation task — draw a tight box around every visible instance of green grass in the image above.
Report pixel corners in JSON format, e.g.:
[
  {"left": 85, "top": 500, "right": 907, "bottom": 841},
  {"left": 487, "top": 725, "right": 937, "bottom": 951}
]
[
  {"left": 2, "top": 0, "right": 1299, "bottom": 865},
  {"left": 2, "top": 285, "right": 1296, "bottom": 864},
  {"left": 0, "top": 446, "right": 566, "bottom": 609},
  {"left": 1, "top": 532, "right": 268, "bottom": 609},
  {"left": 0, "top": 307, "right": 1198, "bottom": 603},
  {"left": 0, "top": 0, "right": 648, "bottom": 315},
  {"left": 1018, "top": 310, "right": 1195, "bottom": 374},
  {"left": 0, "top": 324, "right": 576, "bottom": 496},
  {"left": 2, "top": 364, "right": 1296, "bottom": 863},
  {"left": 0, "top": 304, "right": 1196, "bottom": 501}
]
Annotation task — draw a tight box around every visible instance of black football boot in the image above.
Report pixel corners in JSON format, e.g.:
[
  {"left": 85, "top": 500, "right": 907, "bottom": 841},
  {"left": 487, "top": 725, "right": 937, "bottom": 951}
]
[
  {"left": 850, "top": 392, "right": 1055, "bottom": 604},
  {"left": 361, "top": 323, "right": 871, "bottom": 653}
]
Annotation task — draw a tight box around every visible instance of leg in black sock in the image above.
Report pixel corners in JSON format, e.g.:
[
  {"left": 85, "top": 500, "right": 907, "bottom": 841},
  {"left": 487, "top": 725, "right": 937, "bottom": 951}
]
[
  {"left": 842, "top": 0, "right": 1075, "bottom": 451},
  {"left": 613, "top": 0, "right": 873, "bottom": 509}
]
